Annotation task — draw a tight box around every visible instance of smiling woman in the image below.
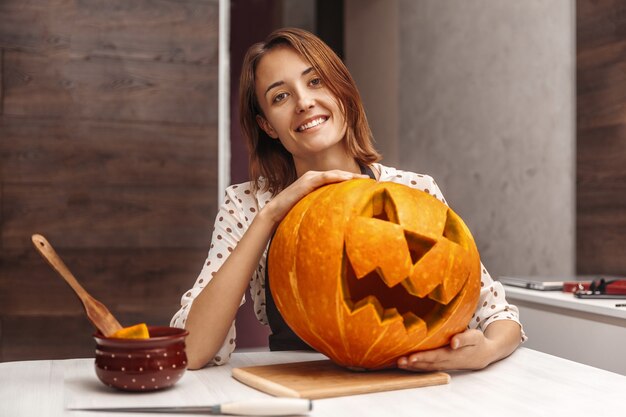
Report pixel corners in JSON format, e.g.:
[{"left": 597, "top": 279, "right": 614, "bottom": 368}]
[
  {"left": 253, "top": 45, "right": 349, "bottom": 169},
  {"left": 170, "top": 28, "right": 525, "bottom": 372},
  {"left": 238, "top": 28, "right": 379, "bottom": 195}
]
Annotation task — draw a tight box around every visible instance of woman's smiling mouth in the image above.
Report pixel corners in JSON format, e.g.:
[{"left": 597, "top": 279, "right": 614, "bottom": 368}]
[{"left": 296, "top": 116, "right": 329, "bottom": 132}]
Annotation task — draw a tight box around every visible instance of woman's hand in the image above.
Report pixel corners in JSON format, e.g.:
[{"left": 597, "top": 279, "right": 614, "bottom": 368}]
[
  {"left": 397, "top": 320, "right": 522, "bottom": 372},
  {"left": 263, "top": 169, "right": 369, "bottom": 224}
]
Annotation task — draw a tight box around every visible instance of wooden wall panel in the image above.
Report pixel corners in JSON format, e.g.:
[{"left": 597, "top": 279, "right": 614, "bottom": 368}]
[
  {"left": 1, "top": 316, "right": 98, "bottom": 361},
  {"left": 577, "top": 0, "right": 626, "bottom": 274},
  {"left": 0, "top": 49, "right": 3, "bottom": 114},
  {"left": 0, "top": 118, "right": 216, "bottom": 187},
  {"left": 2, "top": 184, "right": 214, "bottom": 249},
  {"left": 3, "top": 51, "right": 218, "bottom": 125},
  {"left": 0, "top": 0, "right": 219, "bottom": 65},
  {"left": 0, "top": 248, "right": 204, "bottom": 316},
  {"left": 0, "top": 0, "right": 219, "bottom": 361}
]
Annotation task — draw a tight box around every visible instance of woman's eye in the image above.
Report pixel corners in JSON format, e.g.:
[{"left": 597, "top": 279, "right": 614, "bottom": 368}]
[
  {"left": 273, "top": 92, "right": 288, "bottom": 103},
  {"left": 310, "top": 77, "right": 322, "bottom": 87}
]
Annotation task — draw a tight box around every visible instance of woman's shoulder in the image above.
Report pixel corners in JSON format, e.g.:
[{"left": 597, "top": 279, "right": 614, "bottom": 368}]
[
  {"left": 225, "top": 181, "right": 254, "bottom": 196},
  {"left": 372, "top": 163, "right": 446, "bottom": 204},
  {"left": 224, "top": 179, "right": 274, "bottom": 209},
  {"left": 374, "top": 163, "right": 435, "bottom": 184}
]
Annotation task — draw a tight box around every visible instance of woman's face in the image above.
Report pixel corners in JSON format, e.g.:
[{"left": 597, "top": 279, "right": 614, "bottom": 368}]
[{"left": 254, "top": 46, "right": 347, "bottom": 164}]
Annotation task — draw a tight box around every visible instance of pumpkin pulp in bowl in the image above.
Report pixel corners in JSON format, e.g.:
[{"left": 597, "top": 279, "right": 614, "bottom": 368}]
[{"left": 94, "top": 326, "right": 189, "bottom": 392}]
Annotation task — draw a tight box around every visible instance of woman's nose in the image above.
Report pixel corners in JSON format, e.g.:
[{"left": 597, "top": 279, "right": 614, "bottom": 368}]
[{"left": 295, "top": 93, "right": 315, "bottom": 113}]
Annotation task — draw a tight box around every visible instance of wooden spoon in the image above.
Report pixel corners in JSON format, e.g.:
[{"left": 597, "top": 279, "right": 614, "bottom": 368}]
[{"left": 31, "top": 234, "right": 123, "bottom": 337}]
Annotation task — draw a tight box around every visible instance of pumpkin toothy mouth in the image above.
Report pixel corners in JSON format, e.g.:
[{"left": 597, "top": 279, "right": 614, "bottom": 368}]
[
  {"left": 342, "top": 253, "right": 449, "bottom": 334},
  {"left": 341, "top": 188, "right": 471, "bottom": 334}
]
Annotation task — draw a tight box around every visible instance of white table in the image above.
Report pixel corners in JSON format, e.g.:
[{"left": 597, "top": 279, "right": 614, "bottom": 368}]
[
  {"left": 504, "top": 285, "right": 626, "bottom": 374},
  {"left": 1, "top": 348, "right": 625, "bottom": 417}
]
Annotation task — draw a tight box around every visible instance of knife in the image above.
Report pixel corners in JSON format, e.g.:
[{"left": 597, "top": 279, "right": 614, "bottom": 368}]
[{"left": 72, "top": 398, "right": 312, "bottom": 415}]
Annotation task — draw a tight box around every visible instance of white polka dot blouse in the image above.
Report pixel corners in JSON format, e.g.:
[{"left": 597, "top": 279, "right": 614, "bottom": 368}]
[{"left": 171, "top": 163, "right": 525, "bottom": 366}]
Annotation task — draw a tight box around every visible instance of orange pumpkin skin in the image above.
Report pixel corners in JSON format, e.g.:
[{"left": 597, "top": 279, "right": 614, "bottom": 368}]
[{"left": 268, "top": 179, "right": 481, "bottom": 370}]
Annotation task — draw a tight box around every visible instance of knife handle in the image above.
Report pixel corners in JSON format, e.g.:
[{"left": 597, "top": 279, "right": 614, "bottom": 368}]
[{"left": 217, "top": 398, "right": 312, "bottom": 416}]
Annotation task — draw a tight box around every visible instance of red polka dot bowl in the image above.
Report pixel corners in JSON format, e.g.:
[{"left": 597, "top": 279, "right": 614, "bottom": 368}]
[{"left": 94, "top": 326, "right": 189, "bottom": 392}]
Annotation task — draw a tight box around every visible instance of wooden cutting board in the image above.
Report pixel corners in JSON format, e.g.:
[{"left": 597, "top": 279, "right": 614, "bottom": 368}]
[{"left": 232, "top": 360, "right": 450, "bottom": 399}]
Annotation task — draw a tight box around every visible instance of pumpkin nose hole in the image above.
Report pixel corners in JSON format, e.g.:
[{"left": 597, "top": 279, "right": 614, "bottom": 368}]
[{"left": 404, "top": 232, "right": 435, "bottom": 264}]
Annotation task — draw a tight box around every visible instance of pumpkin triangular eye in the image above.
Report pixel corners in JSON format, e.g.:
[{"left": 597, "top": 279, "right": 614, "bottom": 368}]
[{"left": 443, "top": 209, "right": 471, "bottom": 250}]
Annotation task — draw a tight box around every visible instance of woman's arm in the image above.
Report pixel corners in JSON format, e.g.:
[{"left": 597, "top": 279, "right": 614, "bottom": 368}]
[
  {"left": 183, "top": 170, "right": 368, "bottom": 369},
  {"left": 397, "top": 320, "right": 522, "bottom": 371},
  {"left": 184, "top": 207, "right": 276, "bottom": 369}
]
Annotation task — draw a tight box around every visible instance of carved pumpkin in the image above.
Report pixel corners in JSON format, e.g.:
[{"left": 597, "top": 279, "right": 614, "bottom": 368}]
[{"left": 268, "top": 179, "right": 481, "bottom": 370}]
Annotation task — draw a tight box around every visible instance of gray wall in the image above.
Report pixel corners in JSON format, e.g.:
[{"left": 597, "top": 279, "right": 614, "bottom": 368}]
[{"left": 346, "top": 0, "right": 575, "bottom": 277}]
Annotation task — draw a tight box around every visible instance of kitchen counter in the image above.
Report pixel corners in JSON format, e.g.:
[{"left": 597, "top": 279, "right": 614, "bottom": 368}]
[
  {"left": 504, "top": 285, "right": 626, "bottom": 375},
  {"left": 504, "top": 285, "right": 626, "bottom": 319},
  {"left": 1, "top": 347, "right": 625, "bottom": 417}
]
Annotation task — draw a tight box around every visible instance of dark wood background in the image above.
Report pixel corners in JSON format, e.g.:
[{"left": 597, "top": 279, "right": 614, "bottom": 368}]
[
  {"left": 0, "top": 0, "right": 219, "bottom": 361},
  {"left": 577, "top": 0, "right": 626, "bottom": 275}
]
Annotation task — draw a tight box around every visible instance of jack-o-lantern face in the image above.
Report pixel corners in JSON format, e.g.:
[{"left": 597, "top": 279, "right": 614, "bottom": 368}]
[{"left": 268, "top": 179, "right": 481, "bottom": 369}]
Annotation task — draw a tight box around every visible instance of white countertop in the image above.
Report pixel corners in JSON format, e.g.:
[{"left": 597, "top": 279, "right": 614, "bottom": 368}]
[
  {"left": 1, "top": 347, "right": 625, "bottom": 417},
  {"left": 503, "top": 285, "right": 626, "bottom": 320}
]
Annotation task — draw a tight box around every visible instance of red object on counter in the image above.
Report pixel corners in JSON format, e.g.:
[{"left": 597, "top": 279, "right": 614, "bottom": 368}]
[
  {"left": 562, "top": 282, "right": 592, "bottom": 293},
  {"left": 563, "top": 279, "right": 626, "bottom": 295}
]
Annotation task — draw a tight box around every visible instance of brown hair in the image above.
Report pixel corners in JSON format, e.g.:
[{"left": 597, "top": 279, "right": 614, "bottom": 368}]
[{"left": 239, "top": 27, "right": 381, "bottom": 195}]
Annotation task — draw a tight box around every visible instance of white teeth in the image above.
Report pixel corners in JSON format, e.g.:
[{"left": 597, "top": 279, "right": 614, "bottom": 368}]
[{"left": 297, "top": 117, "right": 327, "bottom": 132}]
